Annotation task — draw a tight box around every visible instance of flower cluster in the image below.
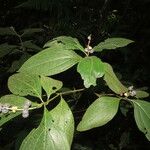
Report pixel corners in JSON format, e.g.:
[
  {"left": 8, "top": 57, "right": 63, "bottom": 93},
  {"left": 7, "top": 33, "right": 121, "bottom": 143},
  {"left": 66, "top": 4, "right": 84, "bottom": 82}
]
[
  {"left": 0, "top": 100, "right": 32, "bottom": 118},
  {"left": 84, "top": 46, "right": 94, "bottom": 54},
  {"left": 22, "top": 100, "right": 32, "bottom": 118},
  {"left": 123, "top": 86, "right": 137, "bottom": 97},
  {"left": 0, "top": 103, "right": 10, "bottom": 114}
]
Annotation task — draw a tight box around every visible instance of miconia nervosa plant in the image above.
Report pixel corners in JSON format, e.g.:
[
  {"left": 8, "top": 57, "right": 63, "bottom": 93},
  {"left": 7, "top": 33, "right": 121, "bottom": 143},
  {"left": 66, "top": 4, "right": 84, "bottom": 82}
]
[{"left": 0, "top": 35, "right": 149, "bottom": 149}]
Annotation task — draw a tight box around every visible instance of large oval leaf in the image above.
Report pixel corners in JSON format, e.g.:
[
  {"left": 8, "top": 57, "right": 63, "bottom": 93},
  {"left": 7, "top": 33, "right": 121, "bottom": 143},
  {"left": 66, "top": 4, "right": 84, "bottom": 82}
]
[
  {"left": 77, "top": 96, "right": 120, "bottom": 131},
  {"left": 93, "top": 38, "right": 133, "bottom": 52},
  {"left": 0, "top": 94, "right": 37, "bottom": 127},
  {"left": 41, "top": 76, "right": 63, "bottom": 99},
  {"left": 20, "top": 98, "right": 74, "bottom": 150},
  {"left": 44, "top": 36, "right": 84, "bottom": 51},
  {"left": 132, "top": 100, "right": 150, "bottom": 141},
  {"left": 19, "top": 48, "right": 81, "bottom": 76},
  {"left": 77, "top": 56, "right": 105, "bottom": 88},
  {"left": 104, "top": 63, "right": 128, "bottom": 94},
  {"left": 8, "top": 73, "right": 42, "bottom": 99}
]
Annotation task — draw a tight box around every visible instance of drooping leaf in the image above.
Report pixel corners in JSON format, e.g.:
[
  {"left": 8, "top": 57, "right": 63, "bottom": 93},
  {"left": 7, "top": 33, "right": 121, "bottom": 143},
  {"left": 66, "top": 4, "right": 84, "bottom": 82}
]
[
  {"left": 135, "top": 90, "right": 149, "bottom": 99},
  {"left": 132, "top": 100, "right": 150, "bottom": 141},
  {"left": 41, "top": 76, "right": 63, "bottom": 99},
  {"left": 0, "top": 27, "right": 17, "bottom": 36},
  {"left": 93, "top": 38, "right": 133, "bottom": 52},
  {"left": 104, "top": 63, "right": 128, "bottom": 94},
  {"left": 0, "top": 94, "right": 38, "bottom": 127},
  {"left": 21, "top": 28, "right": 44, "bottom": 37},
  {"left": 8, "top": 53, "right": 31, "bottom": 73},
  {"left": 77, "top": 56, "right": 105, "bottom": 88},
  {"left": 19, "top": 48, "right": 82, "bottom": 76},
  {"left": 44, "top": 36, "right": 84, "bottom": 51},
  {"left": 20, "top": 98, "right": 74, "bottom": 150},
  {"left": 8, "top": 73, "right": 42, "bottom": 99},
  {"left": 77, "top": 96, "right": 120, "bottom": 131},
  {"left": 0, "top": 43, "right": 18, "bottom": 58},
  {"left": 22, "top": 40, "right": 42, "bottom": 51}
]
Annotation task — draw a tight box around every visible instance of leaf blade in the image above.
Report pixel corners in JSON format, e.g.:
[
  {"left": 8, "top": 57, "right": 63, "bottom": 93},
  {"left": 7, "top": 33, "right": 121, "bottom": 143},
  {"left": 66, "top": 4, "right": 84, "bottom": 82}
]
[
  {"left": 44, "top": 36, "right": 84, "bottom": 51},
  {"left": 77, "top": 96, "right": 120, "bottom": 131},
  {"left": 40, "top": 76, "right": 63, "bottom": 99},
  {"left": 20, "top": 98, "right": 74, "bottom": 150},
  {"left": 77, "top": 56, "right": 105, "bottom": 88},
  {"left": 94, "top": 38, "right": 133, "bottom": 52},
  {"left": 19, "top": 48, "right": 82, "bottom": 76},
  {"left": 8, "top": 73, "right": 42, "bottom": 99},
  {"left": 104, "top": 63, "right": 128, "bottom": 94},
  {"left": 132, "top": 100, "right": 150, "bottom": 141}
]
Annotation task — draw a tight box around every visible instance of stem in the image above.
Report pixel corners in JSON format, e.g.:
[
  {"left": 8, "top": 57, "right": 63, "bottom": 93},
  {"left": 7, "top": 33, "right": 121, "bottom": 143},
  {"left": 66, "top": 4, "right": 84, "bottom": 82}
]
[
  {"left": 45, "top": 94, "right": 60, "bottom": 106},
  {"left": 10, "top": 27, "right": 25, "bottom": 52},
  {"left": 59, "top": 88, "right": 85, "bottom": 95}
]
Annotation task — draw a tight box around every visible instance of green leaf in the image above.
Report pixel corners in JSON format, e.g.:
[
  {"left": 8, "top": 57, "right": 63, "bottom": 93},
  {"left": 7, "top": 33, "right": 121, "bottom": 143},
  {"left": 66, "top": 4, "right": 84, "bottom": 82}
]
[
  {"left": 22, "top": 40, "right": 42, "bottom": 51},
  {"left": 8, "top": 73, "right": 42, "bottom": 99},
  {"left": 0, "top": 27, "right": 17, "bottom": 36},
  {"left": 19, "top": 48, "right": 81, "bottom": 76},
  {"left": 8, "top": 53, "right": 31, "bottom": 73},
  {"left": 132, "top": 100, "right": 150, "bottom": 141},
  {"left": 41, "top": 76, "right": 63, "bottom": 99},
  {"left": 77, "top": 96, "right": 120, "bottom": 131},
  {"left": 135, "top": 90, "right": 149, "bottom": 99},
  {"left": 21, "top": 28, "right": 44, "bottom": 37},
  {"left": 44, "top": 36, "right": 84, "bottom": 51},
  {"left": 0, "top": 43, "right": 18, "bottom": 58},
  {"left": 104, "top": 63, "right": 128, "bottom": 94},
  {"left": 93, "top": 38, "right": 133, "bottom": 52},
  {"left": 20, "top": 98, "right": 74, "bottom": 150},
  {"left": 0, "top": 94, "right": 37, "bottom": 127},
  {"left": 77, "top": 56, "right": 105, "bottom": 88}
]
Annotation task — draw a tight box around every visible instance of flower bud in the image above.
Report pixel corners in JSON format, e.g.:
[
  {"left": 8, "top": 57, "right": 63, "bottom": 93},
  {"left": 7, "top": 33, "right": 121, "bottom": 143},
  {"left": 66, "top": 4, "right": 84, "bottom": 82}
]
[{"left": 22, "top": 109, "right": 29, "bottom": 118}]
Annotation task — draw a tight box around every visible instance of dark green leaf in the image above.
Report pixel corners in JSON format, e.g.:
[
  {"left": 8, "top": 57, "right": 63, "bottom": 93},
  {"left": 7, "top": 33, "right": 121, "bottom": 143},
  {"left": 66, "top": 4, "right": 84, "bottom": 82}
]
[
  {"left": 77, "top": 96, "right": 120, "bottom": 131},
  {"left": 21, "top": 28, "right": 44, "bottom": 37},
  {"left": 8, "top": 73, "right": 42, "bottom": 99},
  {"left": 19, "top": 48, "right": 81, "bottom": 76},
  {"left": 44, "top": 36, "right": 84, "bottom": 51},
  {"left": 8, "top": 53, "right": 31, "bottom": 73},
  {"left": 20, "top": 98, "right": 74, "bottom": 150},
  {"left": 132, "top": 100, "right": 150, "bottom": 141},
  {"left": 41, "top": 76, "right": 63, "bottom": 99},
  {"left": 77, "top": 56, "right": 104, "bottom": 88},
  {"left": 93, "top": 38, "right": 133, "bottom": 52},
  {"left": 0, "top": 27, "right": 17, "bottom": 36},
  {"left": 22, "top": 40, "right": 42, "bottom": 51},
  {"left": 0, "top": 43, "right": 18, "bottom": 58},
  {"left": 104, "top": 63, "right": 128, "bottom": 94}
]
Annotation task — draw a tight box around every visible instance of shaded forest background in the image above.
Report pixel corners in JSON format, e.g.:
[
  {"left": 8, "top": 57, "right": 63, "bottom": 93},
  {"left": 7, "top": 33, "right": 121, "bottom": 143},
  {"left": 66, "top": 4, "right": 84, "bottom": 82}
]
[{"left": 0, "top": 0, "right": 150, "bottom": 149}]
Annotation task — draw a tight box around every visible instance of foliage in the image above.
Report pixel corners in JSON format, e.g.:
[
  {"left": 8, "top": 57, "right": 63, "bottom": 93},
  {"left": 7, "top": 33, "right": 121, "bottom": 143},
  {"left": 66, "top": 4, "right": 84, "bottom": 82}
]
[
  {"left": 0, "top": 27, "right": 43, "bottom": 73},
  {"left": 0, "top": 35, "right": 149, "bottom": 149}
]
